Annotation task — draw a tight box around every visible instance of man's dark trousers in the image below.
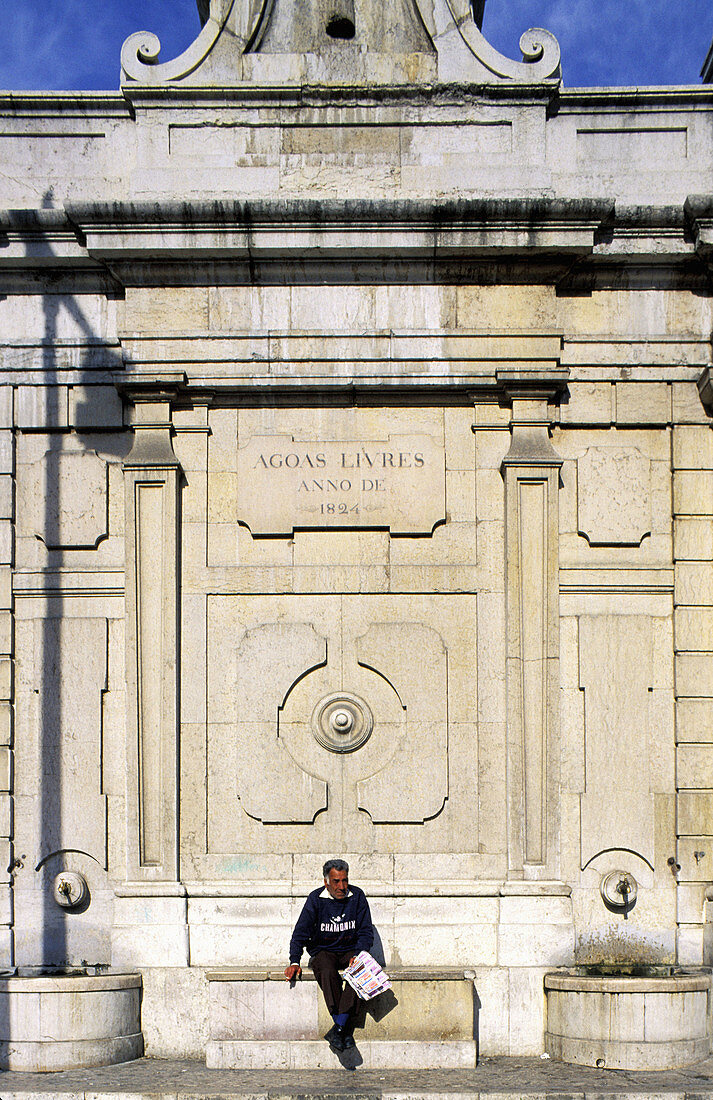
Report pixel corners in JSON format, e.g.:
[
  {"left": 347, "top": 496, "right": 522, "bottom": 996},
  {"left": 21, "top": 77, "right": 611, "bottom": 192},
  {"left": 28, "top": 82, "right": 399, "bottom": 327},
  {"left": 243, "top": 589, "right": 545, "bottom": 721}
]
[{"left": 310, "top": 950, "right": 357, "bottom": 1017}]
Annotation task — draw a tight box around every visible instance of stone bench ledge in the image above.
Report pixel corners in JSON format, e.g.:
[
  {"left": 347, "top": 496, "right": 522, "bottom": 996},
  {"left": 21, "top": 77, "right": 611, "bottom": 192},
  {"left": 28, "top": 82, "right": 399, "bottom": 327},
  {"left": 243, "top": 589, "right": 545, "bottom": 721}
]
[{"left": 206, "top": 966, "right": 472, "bottom": 982}]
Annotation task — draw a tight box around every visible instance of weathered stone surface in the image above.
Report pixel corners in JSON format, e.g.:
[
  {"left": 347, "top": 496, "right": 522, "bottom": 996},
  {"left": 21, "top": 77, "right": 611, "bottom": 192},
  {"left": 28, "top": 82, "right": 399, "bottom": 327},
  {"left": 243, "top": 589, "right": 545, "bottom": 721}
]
[{"left": 2, "top": 0, "right": 713, "bottom": 1072}]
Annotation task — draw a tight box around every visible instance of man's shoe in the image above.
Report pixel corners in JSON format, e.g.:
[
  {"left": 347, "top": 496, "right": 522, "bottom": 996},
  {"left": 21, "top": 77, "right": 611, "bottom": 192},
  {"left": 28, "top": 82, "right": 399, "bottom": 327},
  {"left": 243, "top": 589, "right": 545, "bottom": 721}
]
[
  {"left": 342, "top": 1032, "right": 355, "bottom": 1050},
  {"left": 324, "top": 1024, "right": 346, "bottom": 1052}
]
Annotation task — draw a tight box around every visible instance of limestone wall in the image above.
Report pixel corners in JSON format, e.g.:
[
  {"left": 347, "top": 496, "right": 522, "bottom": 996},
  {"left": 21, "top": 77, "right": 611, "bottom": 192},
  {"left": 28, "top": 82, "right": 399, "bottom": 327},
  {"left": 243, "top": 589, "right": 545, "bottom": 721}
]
[{"left": 0, "top": 80, "right": 712, "bottom": 1056}]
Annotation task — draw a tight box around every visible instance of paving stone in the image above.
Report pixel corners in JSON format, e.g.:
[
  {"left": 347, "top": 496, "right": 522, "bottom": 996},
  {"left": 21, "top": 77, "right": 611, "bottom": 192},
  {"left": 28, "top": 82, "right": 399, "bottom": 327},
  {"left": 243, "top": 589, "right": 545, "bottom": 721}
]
[{"left": 0, "top": 1057, "right": 713, "bottom": 1098}]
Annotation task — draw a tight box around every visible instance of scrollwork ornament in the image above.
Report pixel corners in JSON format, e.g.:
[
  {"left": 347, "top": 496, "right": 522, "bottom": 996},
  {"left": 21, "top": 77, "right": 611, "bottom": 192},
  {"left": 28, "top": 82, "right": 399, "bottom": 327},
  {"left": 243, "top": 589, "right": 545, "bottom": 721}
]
[
  {"left": 415, "top": 0, "right": 561, "bottom": 83},
  {"left": 121, "top": 0, "right": 251, "bottom": 84},
  {"left": 120, "top": 0, "right": 561, "bottom": 86},
  {"left": 451, "top": 8, "right": 561, "bottom": 81}
]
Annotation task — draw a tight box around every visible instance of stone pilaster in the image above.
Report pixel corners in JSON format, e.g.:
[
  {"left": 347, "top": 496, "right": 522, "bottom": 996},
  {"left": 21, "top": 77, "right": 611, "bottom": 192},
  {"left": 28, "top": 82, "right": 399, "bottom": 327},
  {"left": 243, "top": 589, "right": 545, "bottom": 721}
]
[
  {"left": 499, "top": 369, "right": 568, "bottom": 881},
  {"left": 113, "top": 373, "right": 187, "bottom": 967}
]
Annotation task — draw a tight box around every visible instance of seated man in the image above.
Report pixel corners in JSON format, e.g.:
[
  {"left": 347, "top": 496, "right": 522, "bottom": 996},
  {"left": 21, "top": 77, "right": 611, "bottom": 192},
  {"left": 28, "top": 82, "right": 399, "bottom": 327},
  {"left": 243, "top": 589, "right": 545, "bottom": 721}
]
[{"left": 284, "top": 858, "right": 374, "bottom": 1051}]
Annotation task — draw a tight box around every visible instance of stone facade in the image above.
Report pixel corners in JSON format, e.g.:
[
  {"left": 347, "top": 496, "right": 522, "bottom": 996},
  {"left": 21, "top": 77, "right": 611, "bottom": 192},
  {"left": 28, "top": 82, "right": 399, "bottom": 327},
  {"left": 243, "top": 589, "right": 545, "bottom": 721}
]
[{"left": 0, "top": 0, "right": 712, "bottom": 1063}]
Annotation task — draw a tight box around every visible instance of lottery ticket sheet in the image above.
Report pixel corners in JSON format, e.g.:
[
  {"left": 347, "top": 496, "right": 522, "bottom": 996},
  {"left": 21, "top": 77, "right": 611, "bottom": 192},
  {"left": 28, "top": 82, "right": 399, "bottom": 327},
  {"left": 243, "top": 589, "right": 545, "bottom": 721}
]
[{"left": 343, "top": 951, "right": 392, "bottom": 1000}]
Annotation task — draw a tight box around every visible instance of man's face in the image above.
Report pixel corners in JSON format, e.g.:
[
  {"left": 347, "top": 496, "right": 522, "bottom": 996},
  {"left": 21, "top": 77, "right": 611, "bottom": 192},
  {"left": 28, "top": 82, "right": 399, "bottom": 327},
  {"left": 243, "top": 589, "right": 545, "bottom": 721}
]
[{"left": 325, "top": 868, "right": 349, "bottom": 900}]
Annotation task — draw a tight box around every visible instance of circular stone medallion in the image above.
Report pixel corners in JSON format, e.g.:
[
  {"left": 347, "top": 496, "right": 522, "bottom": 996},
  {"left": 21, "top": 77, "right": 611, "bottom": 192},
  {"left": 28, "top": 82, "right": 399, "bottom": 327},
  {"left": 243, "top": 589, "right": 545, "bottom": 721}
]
[{"left": 312, "top": 692, "right": 374, "bottom": 753}]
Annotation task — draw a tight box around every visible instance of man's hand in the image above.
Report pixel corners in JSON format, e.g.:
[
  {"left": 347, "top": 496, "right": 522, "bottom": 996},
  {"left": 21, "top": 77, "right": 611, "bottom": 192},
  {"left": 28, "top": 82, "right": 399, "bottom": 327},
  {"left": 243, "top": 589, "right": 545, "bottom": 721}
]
[
  {"left": 348, "top": 957, "right": 356, "bottom": 967},
  {"left": 284, "top": 964, "right": 302, "bottom": 982}
]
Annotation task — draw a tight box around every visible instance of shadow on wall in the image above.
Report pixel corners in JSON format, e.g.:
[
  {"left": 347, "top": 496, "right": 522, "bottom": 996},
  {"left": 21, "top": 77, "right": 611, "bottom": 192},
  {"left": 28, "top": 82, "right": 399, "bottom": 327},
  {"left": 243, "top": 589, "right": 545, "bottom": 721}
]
[{"left": 3, "top": 188, "right": 129, "bottom": 974}]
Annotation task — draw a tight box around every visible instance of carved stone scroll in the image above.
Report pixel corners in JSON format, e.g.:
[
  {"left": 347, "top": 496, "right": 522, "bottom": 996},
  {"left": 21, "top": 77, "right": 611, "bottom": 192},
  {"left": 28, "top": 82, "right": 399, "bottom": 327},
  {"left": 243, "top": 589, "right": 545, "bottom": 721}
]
[{"left": 120, "top": 0, "right": 561, "bottom": 86}]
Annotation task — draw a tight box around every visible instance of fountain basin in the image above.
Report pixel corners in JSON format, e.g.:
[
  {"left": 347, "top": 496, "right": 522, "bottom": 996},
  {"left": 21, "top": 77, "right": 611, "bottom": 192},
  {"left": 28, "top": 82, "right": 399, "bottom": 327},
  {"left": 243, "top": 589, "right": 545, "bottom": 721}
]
[
  {"left": 0, "top": 968, "right": 143, "bottom": 1071},
  {"left": 545, "top": 967, "right": 711, "bottom": 1070}
]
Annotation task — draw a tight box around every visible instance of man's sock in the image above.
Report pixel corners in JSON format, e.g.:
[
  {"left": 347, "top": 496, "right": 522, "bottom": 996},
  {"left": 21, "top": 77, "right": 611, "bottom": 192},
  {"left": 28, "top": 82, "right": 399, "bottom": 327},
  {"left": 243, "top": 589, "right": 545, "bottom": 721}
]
[{"left": 332, "top": 1012, "right": 349, "bottom": 1028}]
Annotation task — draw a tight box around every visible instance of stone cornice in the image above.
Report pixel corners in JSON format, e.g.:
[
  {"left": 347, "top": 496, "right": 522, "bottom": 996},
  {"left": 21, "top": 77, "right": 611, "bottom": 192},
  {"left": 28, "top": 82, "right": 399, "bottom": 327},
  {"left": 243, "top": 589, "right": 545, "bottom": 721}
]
[
  {"left": 65, "top": 195, "right": 611, "bottom": 257},
  {"left": 56, "top": 197, "right": 611, "bottom": 290},
  {"left": 2, "top": 198, "right": 713, "bottom": 293},
  {"left": 554, "top": 85, "right": 713, "bottom": 113},
  {"left": 65, "top": 195, "right": 609, "bottom": 227},
  {"left": 3, "top": 84, "right": 713, "bottom": 117},
  {"left": 0, "top": 92, "right": 132, "bottom": 118},
  {"left": 115, "top": 331, "right": 563, "bottom": 401}
]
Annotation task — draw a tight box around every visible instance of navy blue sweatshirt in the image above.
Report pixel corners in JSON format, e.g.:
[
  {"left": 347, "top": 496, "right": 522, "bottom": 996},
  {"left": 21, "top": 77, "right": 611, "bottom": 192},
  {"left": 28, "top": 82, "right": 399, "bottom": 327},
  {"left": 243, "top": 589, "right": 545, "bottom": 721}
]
[{"left": 289, "top": 885, "right": 374, "bottom": 964}]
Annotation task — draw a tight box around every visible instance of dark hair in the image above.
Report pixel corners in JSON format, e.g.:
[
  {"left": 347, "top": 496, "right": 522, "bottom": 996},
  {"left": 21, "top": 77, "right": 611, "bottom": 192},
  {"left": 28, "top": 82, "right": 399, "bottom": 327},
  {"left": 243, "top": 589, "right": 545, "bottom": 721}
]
[{"left": 323, "top": 858, "right": 349, "bottom": 877}]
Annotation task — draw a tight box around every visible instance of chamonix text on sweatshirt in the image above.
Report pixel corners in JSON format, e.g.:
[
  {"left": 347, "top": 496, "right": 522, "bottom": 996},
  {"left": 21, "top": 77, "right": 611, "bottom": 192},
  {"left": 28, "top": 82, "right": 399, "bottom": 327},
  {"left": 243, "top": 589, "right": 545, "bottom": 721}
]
[{"left": 289, "top": 885, "right": 374, "bottom": 963}]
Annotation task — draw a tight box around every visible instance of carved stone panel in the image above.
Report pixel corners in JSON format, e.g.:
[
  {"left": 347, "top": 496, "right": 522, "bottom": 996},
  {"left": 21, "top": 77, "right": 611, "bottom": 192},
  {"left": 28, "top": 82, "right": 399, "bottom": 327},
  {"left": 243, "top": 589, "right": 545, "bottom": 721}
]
[
  {"left": 577, "top": 446, "right": 651, "bottom": 546},
  {"left": 204, "top": 593, "right": 476, "bottom": 861},
  {"left": 579, "top": 615, "right": 656, "bottom": 869},
  {"left": 28, "top": 617, "right": 108, "bottom": 864},
  {"left": 235, "top": 622, "right": 328, "bottom": 824},
  {"left": 29, "top": 442, "right": 108, "bottom": 550},
  {"left": 236, "top": 434, "right": 445, "bottom": 535}
]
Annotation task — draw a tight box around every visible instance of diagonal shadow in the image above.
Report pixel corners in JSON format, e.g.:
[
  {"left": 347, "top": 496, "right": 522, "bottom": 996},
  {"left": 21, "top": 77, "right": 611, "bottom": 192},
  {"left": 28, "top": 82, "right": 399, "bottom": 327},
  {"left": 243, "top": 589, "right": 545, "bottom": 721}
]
[{"left": 7, "top": 189, "right": 127, "bottom": 976}]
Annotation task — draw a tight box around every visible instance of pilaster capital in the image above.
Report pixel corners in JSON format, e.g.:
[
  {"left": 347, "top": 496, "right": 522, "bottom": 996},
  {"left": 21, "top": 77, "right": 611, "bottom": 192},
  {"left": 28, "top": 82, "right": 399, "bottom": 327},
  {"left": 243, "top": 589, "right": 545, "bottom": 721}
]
[
  {"left": 496, "top": 367, "right": 570, "bottom": 406},
  {"left": 684, "top": 196, "right": 713, "bottom": 263},
  {"left": 697, "top": 366, "right": 713, "bottom": 411},
  {"left": 114, "top": 371, "right": 187, "bottom": 469},
  {"left": 497, "top": 367, "right": 569, "bottom": 470},
  {"left": 113, "top": 370, "right": 188, "bottom": 403}
]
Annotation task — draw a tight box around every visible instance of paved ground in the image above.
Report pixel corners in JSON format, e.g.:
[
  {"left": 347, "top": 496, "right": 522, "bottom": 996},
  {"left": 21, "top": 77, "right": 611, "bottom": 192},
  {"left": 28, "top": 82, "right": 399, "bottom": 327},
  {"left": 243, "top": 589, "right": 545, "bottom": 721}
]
[{"left": 3, "top": 1056, "right": 713, "bottom": 1098}]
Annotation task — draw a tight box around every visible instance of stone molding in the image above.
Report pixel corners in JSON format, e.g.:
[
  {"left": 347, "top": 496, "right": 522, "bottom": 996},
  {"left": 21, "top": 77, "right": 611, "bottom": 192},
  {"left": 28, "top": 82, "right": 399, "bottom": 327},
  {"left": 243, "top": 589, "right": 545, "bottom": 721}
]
[
  {"left": 0, "top": 91, "right": 131, "bottom": 117},
  {"left": 116, "top": 331, "right": 562, "bottom": 400},
  {"left": 181, "top": 879, "right": 573, "bottom": 897}
]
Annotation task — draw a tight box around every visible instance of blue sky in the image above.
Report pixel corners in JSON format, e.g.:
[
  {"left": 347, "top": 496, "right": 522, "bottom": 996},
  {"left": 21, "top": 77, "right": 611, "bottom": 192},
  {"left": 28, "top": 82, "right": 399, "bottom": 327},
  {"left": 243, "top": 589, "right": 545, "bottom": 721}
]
[{"left": 0, "top": 0, "right": 710, "bottom": 90}]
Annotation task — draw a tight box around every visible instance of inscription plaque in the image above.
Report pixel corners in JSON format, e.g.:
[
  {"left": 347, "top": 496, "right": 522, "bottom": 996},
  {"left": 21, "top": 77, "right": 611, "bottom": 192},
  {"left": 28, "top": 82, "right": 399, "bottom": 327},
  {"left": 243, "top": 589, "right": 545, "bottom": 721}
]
[{"left": 237, "top": 433, "right": 445, "bottom": 535}]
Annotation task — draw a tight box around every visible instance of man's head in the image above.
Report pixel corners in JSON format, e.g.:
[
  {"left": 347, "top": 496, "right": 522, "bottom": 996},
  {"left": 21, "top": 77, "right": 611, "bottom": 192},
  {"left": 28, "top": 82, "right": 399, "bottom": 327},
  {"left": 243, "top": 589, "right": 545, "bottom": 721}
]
[{"left": 323, "top": 858, "right": 349, "bottom": 900}]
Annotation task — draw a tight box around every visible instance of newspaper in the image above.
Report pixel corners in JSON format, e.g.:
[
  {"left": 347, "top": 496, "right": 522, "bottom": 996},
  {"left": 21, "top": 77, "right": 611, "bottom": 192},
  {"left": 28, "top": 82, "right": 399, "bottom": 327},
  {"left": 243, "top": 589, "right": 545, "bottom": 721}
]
[{"left": 343, "top": 951, "right": 392, "bottom": 1000}]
